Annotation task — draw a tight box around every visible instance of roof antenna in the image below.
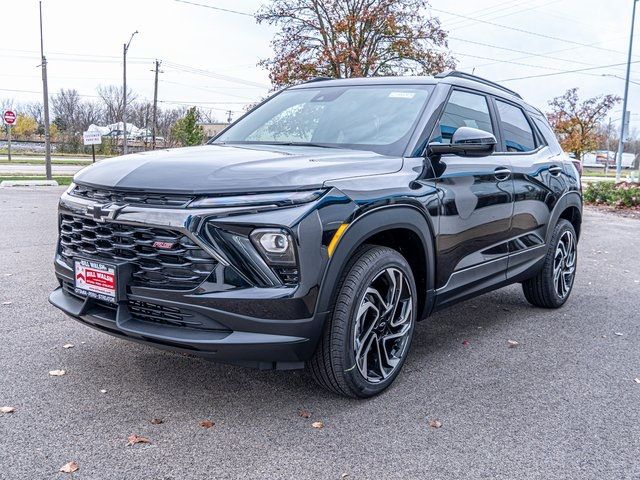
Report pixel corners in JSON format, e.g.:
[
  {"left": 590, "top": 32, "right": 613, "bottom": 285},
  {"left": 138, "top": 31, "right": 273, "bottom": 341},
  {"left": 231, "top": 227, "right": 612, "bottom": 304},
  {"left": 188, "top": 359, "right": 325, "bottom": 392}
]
[{"left": 472, "top": 67, "right": 476, "bottom": 75}]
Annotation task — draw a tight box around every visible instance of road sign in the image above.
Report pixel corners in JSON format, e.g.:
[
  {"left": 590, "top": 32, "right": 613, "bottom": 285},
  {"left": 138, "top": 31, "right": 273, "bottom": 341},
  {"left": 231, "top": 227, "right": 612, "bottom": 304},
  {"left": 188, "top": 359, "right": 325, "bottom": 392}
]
[
  {"left": 83, "top": 131, "right": 102, "bottom": 146},
  {"left": 3, "top": 110, "right": 16, "bottom": 125}
]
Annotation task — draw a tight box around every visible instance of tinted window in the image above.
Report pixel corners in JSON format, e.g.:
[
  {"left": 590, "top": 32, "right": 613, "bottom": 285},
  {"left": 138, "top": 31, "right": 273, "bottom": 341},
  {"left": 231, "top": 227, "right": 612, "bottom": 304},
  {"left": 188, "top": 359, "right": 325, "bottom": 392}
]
[
  {"left": 215, "top": 85, "right": 434, "bottom": 156},
  {"left": 496, "top": 100, "right": 536, "bottom": 152},
  {"left": 433, "top": 90, "right": 493, "bottom": 144}
]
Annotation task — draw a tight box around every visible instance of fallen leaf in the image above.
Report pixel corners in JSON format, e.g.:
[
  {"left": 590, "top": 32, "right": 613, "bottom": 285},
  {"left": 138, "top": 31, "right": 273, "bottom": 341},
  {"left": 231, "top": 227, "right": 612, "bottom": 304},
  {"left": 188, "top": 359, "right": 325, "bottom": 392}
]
[
  {"left": 341, "top": 474, "right": 349, "bottom": 479},
  {"left": 312, "top": 421, "right": 324, "bottom": 429},
  {"left": 127, "top": 434, "right": 150, "bottom": 446},
  {"left": 150, "top": 418, "right": 163, "bottom": 425},
  {"left": 1, "top": 301, "right": 12, "bottom": 306},
  {"left": 614, "top": 332, "right": 624, "bottom": 336},
  {"left": 298, "top": 410, "right": 311, "bottom": 419},
  {"left": 634, "top": 378, "right": 640, "bottom": 384},
  {"left": 59, "top": 461, "right": 79, "bottom": 473},
  {"left": 100, "top": 389, "right": 107, "bottom": 394},
  {"left": 49, "top": 369, "right": 66, "bottom": 376},
  {"left": 428, "top": 419, "right": 443, "bottom": 429},
  {"left": 62, "top": 344, "right": 74, "bottom": 349},
  {"left": 0, "top": 406, "right": 16, "bottom": 414},
  {"left": 462, "top": 340, "right": 470, "bottom": 346},
  {"left": 199, "top": 420, "right": 214, "bottom": 429},
  {"left": 507, "top": 340, "right": 519, "bottom": 348}
]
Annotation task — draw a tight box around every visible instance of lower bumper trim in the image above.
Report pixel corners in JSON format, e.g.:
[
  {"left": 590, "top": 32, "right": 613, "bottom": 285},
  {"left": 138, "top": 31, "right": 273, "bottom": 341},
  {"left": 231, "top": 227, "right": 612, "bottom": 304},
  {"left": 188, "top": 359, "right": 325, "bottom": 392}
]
[{"left": 49, "top": 288, "right": 316, "bottom": 366}]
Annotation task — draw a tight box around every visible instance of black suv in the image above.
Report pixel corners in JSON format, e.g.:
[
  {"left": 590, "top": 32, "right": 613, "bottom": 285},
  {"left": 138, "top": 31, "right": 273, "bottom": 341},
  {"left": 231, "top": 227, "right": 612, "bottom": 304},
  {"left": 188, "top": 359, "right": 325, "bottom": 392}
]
[{"left": 50, "top": 71, "right": 581, "bottom": 398}]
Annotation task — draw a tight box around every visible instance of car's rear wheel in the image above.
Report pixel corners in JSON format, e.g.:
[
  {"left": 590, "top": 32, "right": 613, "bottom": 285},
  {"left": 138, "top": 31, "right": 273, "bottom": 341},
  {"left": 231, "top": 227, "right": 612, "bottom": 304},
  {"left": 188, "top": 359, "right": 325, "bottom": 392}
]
[
  {"left": 308, "top": 246, "right": 417, "bottom": 398},
  {"left": 522, "top": 219, "right": 577, "bottom": 308}
]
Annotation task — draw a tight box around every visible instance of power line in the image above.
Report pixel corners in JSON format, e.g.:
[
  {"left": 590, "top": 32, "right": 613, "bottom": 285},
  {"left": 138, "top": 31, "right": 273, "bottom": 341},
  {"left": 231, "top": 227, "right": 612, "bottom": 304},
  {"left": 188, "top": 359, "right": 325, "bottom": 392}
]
[
  {"left": 448, "top": 0, "right": 561, "bottom": 31},
  {"left": 173, "top": 0, "right": 254, "bottom": 17},
  {"left": 431, "top": 6, "right": 638, "bottom": 59},
  {"left": 498, "top": 60, "right": 640, "bottom": 82}
]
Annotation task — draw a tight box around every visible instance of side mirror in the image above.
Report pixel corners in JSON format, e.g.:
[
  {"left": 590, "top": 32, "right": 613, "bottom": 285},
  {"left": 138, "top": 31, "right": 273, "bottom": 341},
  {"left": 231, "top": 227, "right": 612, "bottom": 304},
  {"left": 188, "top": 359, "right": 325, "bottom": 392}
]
[{"left": 428, "top": 127, "right": 497, "bottom": 158}]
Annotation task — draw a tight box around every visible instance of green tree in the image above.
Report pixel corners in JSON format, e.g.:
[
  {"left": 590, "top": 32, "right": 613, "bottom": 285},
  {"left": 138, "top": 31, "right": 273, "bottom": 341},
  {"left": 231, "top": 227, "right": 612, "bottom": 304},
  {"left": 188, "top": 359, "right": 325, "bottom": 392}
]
[
  {"left": 257, "top": 0, "right": 455, "bottom": 88},
  {"left": 171, "top": 107, "right": 204, "bottom": 146}
]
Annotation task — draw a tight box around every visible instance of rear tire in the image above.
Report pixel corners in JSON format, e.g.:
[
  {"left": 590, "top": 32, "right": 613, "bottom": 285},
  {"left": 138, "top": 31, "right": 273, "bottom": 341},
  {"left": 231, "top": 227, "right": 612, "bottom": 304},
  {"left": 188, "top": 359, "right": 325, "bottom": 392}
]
[
  {"left": 522, "top": 219, "right": 577, "bottom": 308},
  {"left": 308, "top": 246, "right": 417, "bottom": 398}
]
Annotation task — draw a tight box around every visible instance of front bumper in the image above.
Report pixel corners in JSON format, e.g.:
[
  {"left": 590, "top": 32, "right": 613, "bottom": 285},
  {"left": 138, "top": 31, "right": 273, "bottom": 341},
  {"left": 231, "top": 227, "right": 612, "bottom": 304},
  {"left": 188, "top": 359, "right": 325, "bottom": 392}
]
[{"left": 48, "top": 186, "right": 355, "bottom": 369}]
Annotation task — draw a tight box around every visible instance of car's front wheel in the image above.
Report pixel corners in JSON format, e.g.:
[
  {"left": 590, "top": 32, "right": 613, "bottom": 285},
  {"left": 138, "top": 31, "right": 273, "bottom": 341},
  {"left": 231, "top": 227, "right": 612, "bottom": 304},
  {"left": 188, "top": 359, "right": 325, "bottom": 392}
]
[{"left": 308, "top": 246, "right": 417, "bottom": 398}]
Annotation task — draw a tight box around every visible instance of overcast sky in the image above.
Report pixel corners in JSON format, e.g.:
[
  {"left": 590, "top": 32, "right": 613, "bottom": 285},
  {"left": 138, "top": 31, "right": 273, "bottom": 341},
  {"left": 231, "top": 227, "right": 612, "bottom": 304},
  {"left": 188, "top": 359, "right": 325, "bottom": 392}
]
[{"left": 1, "top": 0, "right": 638, "bottom": 129}]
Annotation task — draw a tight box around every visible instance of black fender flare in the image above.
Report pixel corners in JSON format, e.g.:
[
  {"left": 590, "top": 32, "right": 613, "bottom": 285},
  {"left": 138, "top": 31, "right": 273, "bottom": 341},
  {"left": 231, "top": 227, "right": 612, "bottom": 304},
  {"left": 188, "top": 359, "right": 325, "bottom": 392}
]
[
  {"left": 314, "top": 205, "right": 437, "bottom": 322},
  {"left": 546, "top": 191, "right": 583, "bottom": 244}
]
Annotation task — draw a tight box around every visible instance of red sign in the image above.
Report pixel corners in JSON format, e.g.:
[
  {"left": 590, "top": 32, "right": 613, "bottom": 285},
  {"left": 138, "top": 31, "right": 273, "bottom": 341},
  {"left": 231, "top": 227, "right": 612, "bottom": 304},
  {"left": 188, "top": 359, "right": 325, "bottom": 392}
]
[
  {"left": 79, "top": 268, "right": 116, "bottom": 290},
  {"left": 3, "top": 110, "right": 16, "bottom": 125}
]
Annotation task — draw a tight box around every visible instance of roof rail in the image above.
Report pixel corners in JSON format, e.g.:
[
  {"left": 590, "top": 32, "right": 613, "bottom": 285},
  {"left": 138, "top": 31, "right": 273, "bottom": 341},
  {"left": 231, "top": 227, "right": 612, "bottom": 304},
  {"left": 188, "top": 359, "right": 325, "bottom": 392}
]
[
  {"left": 304, "top": 76, "right": 333, "bottom": 84},
  {"left": 435, "top": 70, "right": 522, "bottom": 99}
]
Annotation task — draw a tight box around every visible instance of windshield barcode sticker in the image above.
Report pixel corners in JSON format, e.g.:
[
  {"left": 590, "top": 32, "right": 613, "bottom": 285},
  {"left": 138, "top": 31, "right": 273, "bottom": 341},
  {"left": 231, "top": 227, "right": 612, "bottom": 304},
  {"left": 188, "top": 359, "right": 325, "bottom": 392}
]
[{"left": 389, "top": 92, "right": 416, "bottom": 99}]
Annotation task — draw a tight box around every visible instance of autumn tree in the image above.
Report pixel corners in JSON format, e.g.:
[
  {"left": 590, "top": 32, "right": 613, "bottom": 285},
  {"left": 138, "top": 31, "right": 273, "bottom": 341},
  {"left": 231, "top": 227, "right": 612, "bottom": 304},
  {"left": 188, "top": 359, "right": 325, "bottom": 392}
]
[
  {"left": 171, "top": 107, "right": 204, "bottom": 146},
  {"left": 547, "top": 88, "right": 620, "bottom": 161},
  {"left": 257, "top": 0, "right": 455, "bottom": 88},
  {"left": 12, "top": 114, "right": 38, "bottom": 139}
]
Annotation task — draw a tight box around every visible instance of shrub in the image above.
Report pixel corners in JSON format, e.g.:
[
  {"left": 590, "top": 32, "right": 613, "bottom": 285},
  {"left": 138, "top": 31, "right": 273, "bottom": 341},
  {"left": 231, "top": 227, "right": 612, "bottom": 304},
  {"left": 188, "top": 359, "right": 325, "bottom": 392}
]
[{"left": 583, "top": 181, "right": 640, "bottom": 208}]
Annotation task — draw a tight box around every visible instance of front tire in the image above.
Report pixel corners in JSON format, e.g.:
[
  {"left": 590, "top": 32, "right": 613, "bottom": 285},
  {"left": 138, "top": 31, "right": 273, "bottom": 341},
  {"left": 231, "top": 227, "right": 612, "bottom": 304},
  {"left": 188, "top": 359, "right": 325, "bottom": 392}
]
[
  {"left": 522, "top": 219, "right": 577, "bottom": 308},
  {"left": 308, "top": 246, "right": 417, "bottom": 398}
]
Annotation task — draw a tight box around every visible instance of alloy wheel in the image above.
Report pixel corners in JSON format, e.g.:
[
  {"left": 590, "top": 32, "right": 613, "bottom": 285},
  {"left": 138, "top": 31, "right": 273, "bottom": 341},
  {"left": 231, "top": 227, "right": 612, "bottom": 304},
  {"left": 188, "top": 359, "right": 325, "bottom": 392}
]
[
  {"left": 353, "top": 267, "right": 414, "bottom": 384},
  {"left": 553, "top": 230, "right": 577, "bottom": 299}
]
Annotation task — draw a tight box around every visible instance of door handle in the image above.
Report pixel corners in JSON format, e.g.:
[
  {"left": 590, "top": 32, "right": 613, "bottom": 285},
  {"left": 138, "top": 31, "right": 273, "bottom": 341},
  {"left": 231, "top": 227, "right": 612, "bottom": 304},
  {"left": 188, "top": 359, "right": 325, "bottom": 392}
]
[
  {"left": 549, "top": 165, "right": 562, "bottom": 175},
  {"left": 494, "top": 167, "right": 511, "bottom": 181}
]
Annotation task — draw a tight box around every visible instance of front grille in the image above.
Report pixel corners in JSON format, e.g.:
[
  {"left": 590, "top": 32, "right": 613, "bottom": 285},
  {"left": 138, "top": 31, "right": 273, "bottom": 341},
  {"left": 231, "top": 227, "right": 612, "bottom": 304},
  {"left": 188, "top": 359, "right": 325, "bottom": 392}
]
[
  {"left": 59, "top": 214, "right": 217, "bottom": 290},
  {"left": 70, "top": 184, "right": 194, "bottom": 208},
  {"left": 127, "top": 299, "right": 199, "bottom": 328}
]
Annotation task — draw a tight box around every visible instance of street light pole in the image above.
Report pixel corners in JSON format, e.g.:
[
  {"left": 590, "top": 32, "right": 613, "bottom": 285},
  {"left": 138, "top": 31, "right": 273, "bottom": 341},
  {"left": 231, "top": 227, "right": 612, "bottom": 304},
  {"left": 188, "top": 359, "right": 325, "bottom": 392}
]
[
  {"left": 616, "top": 0, "right": 638, "bottom": 182},
  {"left": 122, "top": 31, "right": 138, "bottom": 155}
]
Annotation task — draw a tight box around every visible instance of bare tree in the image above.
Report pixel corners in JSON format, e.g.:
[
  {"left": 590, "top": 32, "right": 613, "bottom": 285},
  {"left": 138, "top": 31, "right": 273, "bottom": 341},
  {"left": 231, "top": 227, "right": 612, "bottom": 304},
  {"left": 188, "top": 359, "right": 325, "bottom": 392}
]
[
  {"left": 129, "top": 101, "right": 153, "bottom": 129},
  {"left": 51, "top": 89, "right": 83, "bottom": 133},
  {"left": 97, "top": 85, "right": 137, "bottom": 124}
]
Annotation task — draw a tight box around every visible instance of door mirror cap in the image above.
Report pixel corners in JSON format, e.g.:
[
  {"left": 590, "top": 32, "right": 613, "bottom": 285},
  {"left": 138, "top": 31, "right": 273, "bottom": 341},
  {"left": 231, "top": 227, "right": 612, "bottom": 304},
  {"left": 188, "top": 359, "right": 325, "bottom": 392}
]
[{"left": 428, "top": 127, "right": 497, "bottom": 158}]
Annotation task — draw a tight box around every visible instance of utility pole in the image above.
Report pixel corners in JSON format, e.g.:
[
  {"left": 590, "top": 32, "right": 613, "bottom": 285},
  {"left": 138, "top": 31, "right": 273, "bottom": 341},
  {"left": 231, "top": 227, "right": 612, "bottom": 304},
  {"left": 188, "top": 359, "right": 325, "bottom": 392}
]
[
  {"left": 152, "top": 59, "right": 161, "bottom": 150},
  {"left": 122, "top": 30, "right": 138, "bottom": 155},
  {"left": 39, "top": 1, "right": 52, "bottom": 180},
  {"left": 616, "top": 0, "right": 638, "bottom": 182}
]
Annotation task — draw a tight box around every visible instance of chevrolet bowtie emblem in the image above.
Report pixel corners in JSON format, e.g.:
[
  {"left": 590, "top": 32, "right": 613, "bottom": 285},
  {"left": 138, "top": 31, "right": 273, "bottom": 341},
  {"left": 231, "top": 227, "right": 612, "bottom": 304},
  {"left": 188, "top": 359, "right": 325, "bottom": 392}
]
[{"left": 85, "top": 203, "right": 128, "bottom": 222}]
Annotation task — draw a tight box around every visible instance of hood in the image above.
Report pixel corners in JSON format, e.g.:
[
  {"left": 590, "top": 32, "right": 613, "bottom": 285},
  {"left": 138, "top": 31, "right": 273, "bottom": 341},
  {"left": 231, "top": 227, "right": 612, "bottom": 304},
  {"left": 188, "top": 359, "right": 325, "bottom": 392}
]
[{"left": 73, "top": 144, "right": 403, "bottom": 194}]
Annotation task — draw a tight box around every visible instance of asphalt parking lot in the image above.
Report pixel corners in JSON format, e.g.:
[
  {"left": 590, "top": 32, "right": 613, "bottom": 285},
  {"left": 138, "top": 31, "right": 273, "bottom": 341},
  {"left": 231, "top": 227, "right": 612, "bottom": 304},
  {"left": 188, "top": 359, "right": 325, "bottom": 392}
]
[{"left": 1, "top": 186, "right": 639, "bottom": 480}]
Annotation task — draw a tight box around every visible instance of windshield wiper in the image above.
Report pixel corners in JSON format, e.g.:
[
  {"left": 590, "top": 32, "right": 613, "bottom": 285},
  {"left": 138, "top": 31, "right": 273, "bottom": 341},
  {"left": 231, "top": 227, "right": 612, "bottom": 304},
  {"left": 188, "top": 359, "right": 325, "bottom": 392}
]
[{"left": 251, "top": 141, "right": 339, "bottom": 149}]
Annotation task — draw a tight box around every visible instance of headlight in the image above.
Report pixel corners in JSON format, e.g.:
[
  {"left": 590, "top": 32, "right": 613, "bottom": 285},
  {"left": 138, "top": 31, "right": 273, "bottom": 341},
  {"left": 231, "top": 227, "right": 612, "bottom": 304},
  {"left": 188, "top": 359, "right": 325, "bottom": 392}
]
[
  {"left": 250, "top": 228, "right": 296, "bottom": 266},
  {"left": 188, "top": 189, "right": 325, "bottom": 208}
]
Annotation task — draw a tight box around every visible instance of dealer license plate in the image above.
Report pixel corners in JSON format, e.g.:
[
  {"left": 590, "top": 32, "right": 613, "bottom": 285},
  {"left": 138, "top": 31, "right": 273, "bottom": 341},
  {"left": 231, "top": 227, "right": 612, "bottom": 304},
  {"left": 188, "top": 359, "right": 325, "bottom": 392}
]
[{"left": 74, "top": 259, "right": 118, "bottom": 304}]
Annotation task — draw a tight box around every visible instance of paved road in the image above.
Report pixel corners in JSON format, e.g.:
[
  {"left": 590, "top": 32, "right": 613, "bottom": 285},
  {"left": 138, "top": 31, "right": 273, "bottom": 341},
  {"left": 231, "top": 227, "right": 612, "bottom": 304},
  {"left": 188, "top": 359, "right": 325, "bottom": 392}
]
[{"left": 1, "top": 187, "right": 639, "bottom": 480}]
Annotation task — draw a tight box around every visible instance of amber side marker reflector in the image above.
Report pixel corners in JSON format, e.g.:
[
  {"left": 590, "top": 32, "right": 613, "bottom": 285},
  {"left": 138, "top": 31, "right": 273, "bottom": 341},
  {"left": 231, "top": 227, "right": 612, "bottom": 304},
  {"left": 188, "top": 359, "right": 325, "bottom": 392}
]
[{"left": 328, "top": 223, "right": 349, "bottom": 257}]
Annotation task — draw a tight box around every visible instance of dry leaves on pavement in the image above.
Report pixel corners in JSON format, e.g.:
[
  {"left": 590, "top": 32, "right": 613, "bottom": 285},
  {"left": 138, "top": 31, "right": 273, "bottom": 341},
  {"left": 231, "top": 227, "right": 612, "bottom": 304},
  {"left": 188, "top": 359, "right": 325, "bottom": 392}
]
[
  {"left": 127, "top": 434, "right": 151, "bottom": 446},
  {"left": 150, "top": 418, "right": 163, "bottom": 425},
  {"left": 634, "top": 378, "right": 640, "bottom": 384},
  {"left": 49, "top": 369, "right": 66, "bottom": 376},
  {"left": 311, "top": 421, "right": 324, "bottom": 429},
  {"left": 59, "top": 461, "right": 79, "bottom": 473},
  {"left": 507, "top": 340, "right": 519, "bottom": 348},
  {"left": 0, "top": 406, "right": 16, "bottom": 414},
  {"left": 428, "top": 419, "right": 443, "bottom": 429},
  {"left": 298, "top": 410, "right": 311, "bottom": 419},
  {"left": 462, "top": 340, "right": 470, "bottom": 346},
  {"left": 62, "top": 344, "right": 74, "bottom": 349},
  {"left": 199, "top": 420, "right": 214, "bottom": 429}
]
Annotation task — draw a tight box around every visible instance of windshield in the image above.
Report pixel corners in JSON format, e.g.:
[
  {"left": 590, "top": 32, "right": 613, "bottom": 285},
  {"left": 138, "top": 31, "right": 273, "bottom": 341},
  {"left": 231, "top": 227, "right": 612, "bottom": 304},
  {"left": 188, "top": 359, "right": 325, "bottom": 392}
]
[{"left": 213, "top": 84, "right": 434, "bottom": 156}]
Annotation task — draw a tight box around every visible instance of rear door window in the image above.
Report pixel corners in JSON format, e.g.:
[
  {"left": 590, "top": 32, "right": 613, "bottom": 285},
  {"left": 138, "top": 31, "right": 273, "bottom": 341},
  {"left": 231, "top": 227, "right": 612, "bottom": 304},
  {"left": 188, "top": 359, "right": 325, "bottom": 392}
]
[{"left": 495, "top": 100, "right": 536, "bottom": 152}]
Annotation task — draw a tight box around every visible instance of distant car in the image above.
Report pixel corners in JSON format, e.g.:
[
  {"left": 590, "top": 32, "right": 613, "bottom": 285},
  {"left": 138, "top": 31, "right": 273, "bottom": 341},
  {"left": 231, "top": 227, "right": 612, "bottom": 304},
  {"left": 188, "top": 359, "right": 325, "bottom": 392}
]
[{"left": 50, "top": 71, "right": 582, "bottom": 398}]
